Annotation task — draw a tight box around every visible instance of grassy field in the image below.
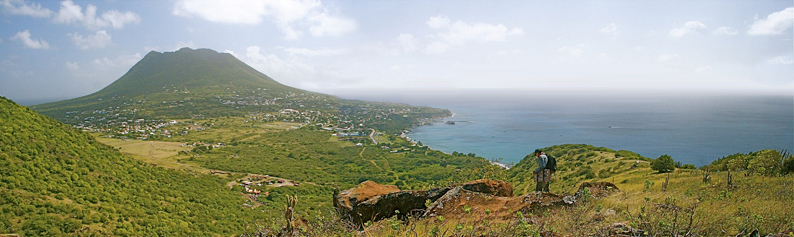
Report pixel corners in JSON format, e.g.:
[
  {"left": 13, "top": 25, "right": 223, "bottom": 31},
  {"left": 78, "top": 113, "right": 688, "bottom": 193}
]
[
  {"left": 168, "top": 118, "right": 305, "bottom": 143},
  {"left": 94, "top": 136, "right": 206, "bottom": 172}
]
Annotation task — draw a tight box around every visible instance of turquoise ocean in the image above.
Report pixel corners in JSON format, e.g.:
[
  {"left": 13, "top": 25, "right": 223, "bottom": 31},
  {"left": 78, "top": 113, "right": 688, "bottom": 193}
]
[{"left": 391, "top": 93, "right": 794, "bottom": 167}]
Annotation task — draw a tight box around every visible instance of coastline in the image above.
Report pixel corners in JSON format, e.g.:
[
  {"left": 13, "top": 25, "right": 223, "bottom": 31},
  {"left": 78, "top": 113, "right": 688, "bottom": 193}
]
[
  {"left": 398, "top": 96, "right": 794, "bottom": 167},
  {"left": 407, "top": 111, "right": 513, "bottom": 169}
]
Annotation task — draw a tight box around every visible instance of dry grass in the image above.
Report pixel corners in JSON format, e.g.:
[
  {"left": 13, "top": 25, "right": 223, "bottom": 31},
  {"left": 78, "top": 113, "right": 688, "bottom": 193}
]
[{"left": 95, "top": 136, "right": 210, "bottom": 173}]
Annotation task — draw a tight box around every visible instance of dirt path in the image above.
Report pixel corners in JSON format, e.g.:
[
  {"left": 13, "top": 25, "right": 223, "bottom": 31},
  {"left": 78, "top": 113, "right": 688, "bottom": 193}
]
[
  {"left": 368, "top": 160, "right": 383, "bottom": 171},
  {"left": 359, "top": 147, "right": 385, "bottom": 171}
]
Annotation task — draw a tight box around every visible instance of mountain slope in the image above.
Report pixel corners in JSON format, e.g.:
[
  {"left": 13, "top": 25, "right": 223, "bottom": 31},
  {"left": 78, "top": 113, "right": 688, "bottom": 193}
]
[
  {"left": 31, "top": 47, "right": 332, "bottom": 121},
  {"left": 0, "top": 96, "right": 262, "bottom": 236}
]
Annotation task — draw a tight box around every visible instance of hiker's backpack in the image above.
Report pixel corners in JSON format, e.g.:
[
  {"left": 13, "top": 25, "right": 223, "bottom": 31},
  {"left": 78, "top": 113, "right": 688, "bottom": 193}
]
[{"left": 546, "top": 154, "right": 557, "bottom": 172}]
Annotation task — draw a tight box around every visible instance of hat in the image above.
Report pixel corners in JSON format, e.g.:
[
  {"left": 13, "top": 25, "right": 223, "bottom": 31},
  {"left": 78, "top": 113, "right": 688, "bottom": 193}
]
[{"left": 534, "top": 149, "right": 542, "bottom": 154}]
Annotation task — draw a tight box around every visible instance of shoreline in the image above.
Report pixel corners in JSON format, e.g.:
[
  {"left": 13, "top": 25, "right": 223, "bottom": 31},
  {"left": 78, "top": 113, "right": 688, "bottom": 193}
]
[{"left": 408, "top": 112, "right": 513, "bottom": 170}]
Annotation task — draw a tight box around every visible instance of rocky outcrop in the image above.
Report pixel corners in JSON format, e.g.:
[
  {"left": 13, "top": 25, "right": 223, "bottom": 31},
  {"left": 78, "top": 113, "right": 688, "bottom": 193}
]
[
  {"left": 459, "top": 179, "right": 514, "bottom": 197},
  {"left": 575, "top": 181, "right": 620, "bottom": 199},
  {"left": 334, "top": 180, "right": 619, "bottom": 228},
  {"left": 333, "top": 181, "right": 452, "bottom": 227}
]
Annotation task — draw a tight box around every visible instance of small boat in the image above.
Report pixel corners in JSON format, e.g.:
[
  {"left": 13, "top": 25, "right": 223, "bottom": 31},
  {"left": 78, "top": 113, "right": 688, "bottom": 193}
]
[{"left": 445, "top": 121, "right": 455, "bottom": 125}]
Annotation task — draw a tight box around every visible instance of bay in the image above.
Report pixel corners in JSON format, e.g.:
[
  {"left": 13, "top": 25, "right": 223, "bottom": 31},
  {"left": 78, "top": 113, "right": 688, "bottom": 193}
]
[{"left": 401, "top": 94, "right": 793, "bottom": 167}]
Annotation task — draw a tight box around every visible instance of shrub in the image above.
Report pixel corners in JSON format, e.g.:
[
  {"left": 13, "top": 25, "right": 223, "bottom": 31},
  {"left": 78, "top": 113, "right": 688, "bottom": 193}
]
[
  {"left": 651, "top": 154, "right": 675, "bottom": 173},
  {"left": 783, "top": 154, "right": 794, "bottom": 175}
]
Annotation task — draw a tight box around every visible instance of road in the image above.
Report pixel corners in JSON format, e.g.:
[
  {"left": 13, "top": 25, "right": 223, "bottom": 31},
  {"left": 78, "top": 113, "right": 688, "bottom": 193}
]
[{"left": 369, "top": 128, "right": 378, "bottom": 145}]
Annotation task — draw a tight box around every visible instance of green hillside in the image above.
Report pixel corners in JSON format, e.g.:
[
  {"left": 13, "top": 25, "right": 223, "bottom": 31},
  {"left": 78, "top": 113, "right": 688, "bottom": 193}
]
[
  {"left": 30, "top": 47, "right": 331, "bottom": 121},
  {"left": 0, "top": 96, "right": 481, "bottom": 236},
  {"left": 30, "top": 47, "right": 449, "bottom": 135},
  {"left": 0, "top": 96, "right": 267, "bottom": 236}
]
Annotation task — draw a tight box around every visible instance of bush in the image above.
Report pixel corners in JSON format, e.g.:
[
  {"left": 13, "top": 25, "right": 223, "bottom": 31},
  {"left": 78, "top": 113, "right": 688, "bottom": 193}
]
[
  {"left": 651, "top": 154, "right": 675, "bottom": 173},
  {"left": 783, "top": 154, "right": 794, "bottom": 175}
]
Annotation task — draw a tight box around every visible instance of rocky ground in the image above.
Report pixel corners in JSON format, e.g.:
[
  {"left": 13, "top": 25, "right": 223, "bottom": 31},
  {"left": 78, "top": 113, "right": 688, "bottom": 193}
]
[{"left": 333, "top": 179, "right": 620, "bottom": 229}]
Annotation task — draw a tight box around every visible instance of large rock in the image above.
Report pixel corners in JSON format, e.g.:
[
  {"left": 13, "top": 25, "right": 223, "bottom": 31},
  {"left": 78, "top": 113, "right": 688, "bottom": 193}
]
[
  {"left": 575, "top": 182, "right": 620, "bottom": 199},
  {"left": 333, "top": 181, "right": 451, "bottom": 228},
  {"left": 424, "top": 188, "right": 573, "bottom": 221},
  {"left": 459, "top": 179, "right": 514, "bottom": 197},
  {"left": 333, "top": 180, "right": 618, "bottom": 228}
]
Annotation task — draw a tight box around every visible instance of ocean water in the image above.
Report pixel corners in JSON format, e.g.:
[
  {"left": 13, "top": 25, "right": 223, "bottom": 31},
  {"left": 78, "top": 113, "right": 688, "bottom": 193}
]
[{"left": 398, "top": 94, "right": 794, "bottom": 167}]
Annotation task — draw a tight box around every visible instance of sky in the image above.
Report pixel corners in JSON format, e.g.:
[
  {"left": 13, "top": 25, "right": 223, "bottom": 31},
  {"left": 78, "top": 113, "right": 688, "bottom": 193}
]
[{"left": 1, "top": 0, "right": 792, "bottom": 105}]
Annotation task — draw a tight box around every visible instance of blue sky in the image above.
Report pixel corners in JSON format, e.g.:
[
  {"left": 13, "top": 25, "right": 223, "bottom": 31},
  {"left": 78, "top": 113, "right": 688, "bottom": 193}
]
[{"left": 1, "top": 0, "right": 792, "bottom": 104}]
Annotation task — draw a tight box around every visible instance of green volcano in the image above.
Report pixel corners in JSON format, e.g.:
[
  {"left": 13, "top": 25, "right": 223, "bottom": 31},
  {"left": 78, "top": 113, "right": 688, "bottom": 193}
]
[{"left": 32, "top": 48, "right": 331, "bottom": 121}]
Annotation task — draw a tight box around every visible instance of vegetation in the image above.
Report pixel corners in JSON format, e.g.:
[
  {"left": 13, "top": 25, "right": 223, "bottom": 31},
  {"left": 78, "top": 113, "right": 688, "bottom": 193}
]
[
  {"left": 9, "top": 47, "right": 792, "bottom": 236},
  {"left": 30, "top": 48, "right": 450, "bottom": 137},
  {"left": 1, "top": 96, "right": 275, "bottom": 236},
  {"left": 708, "top": 149, "right": 793, "bottom": 176},
  {"left": 651, "top": 154, "right": 676, "bottom": 173},
  {"left": 239, "top": 144, "right": 794, "bottom": 237},
  {"left": 0, "top": 96, "right": 483, "bottom": 236}
]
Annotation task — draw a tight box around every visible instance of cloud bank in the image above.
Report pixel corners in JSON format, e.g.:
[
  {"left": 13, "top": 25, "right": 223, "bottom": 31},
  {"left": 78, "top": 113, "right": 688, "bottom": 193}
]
[{"left": 172, "top": 0, "right": 356, "bottom": 40}]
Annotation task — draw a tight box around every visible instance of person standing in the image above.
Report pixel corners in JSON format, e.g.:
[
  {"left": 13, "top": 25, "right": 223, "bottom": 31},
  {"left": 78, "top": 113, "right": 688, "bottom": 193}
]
[{"left": 533, "top": 149, "right": 551, "bottom": 192}]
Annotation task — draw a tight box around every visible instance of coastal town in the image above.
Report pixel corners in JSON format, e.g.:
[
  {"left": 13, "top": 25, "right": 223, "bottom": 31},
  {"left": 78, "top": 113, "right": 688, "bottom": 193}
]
[{"left": 61, "top": 89, "right": 447, "bottom": 143}]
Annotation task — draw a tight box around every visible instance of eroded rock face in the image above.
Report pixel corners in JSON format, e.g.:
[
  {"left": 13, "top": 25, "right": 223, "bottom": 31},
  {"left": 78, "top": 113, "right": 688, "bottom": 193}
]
[
  {"left": 459, "top": 179, "right": 514, "bottom": 197},
  {"left": 333, "top": 181, "right": 400, "bottom": 210},
  {"left": 334, "top": 180, "right": 619, "bottom": 228},
  {"left": 333, "top": 181, "right": 451, "bottom": 228}
]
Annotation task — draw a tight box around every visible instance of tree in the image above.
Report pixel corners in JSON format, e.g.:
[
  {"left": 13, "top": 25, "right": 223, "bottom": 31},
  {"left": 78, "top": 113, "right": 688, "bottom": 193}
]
[
  {"left": 748, "top": 150, "right": 782, "bottom": 176},
  {"left": 651, "top": 154, "right": 675, "bottom": 173}
]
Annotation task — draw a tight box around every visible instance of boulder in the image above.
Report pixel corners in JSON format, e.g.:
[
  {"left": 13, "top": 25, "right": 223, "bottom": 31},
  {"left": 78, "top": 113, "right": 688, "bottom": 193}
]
[
  {"left": 575, "top": 182, "right": 620, "bottom": 199},
  {"left": 333, "top": 181, "right": 399, "bottom": 210},
  {"left": 333, "top": 181, "right": 450, "bottom": 228},
  {"left": 424, "top": 188, "right": 573, "bottom": 221},
  {"left": 459, "top": 179, "right": 514, "bottom": 197}
]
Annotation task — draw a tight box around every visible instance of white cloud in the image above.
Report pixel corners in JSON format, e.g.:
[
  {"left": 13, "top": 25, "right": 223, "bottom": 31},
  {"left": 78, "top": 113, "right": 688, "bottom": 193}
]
[
  {"left": 65, "top": 61, "right": 79, "bottom": 71},
  {"left": 747, "top": 7, "right": 794, "bottom": 35},
  {"left": 658, "top": 53, "right": 679, "bottom": 61},
  {"left": 91, "top": 53, "right": 142, "bottom": 68},
  {"left": 397, "top": 34, "right": 416, "bottom": 53},
  {"left": 695, "top": 66, "right": 712, "bottom": 73},
  {"left": 173, "top": 41, "right": 196, "bottom": 51},
  {"left": 426, "top": 15, "right": 450, "bottom": 29},
  {"left": 669, "top": 21, "right": 706, "bottom": 37},
  {"left": 767, "top": 56, "right": 794, "bottom": 65},
  {"left": 559, "top": 46, "right": 583, "bottom": 57},
  {"left": 52, "top": 0, "right": 141, "bottom": 30},
  {"left": 222, "top": 49, "right": 236, "bottom": 57},
  {"left": 307, "top": 12, "right": 357, "bottom": 37},
  {"left": 360, "top": 42, "right": 401, "bottom": 56},
  {"left": 69, "top": 30, "right": 112, "bottom": 50},
  {"left": 1, "top": 0, "right": 52, "bottom": 18},
  {"left": 599, "top": 23, "right": 619, "bottom": 36},
  {"left": 244, "top": 45, "right": 315, "bottom": 81},
  {"left": 246, "top": 46, "right": 287, "bottom": 71},
  {"left": 284, "top": 47, "right": 349, "bottom": 57},
  {"left": 423, "top": 15, "right": 523, "bottom": 53},
  {"left": 9, "top": 30, "right": 50, "bottom": 49},
  {"left": 598, "top": 53, "right": 613, "bottom": 61},
  {"left": 712, "top": 26, "right": 738, "bottom": 35},
  {"left": 173, "top": 0, "right": 355, "bottom": 40},
  {"left": 423, "top": 41, "right": 450, "bottom": 54}
]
